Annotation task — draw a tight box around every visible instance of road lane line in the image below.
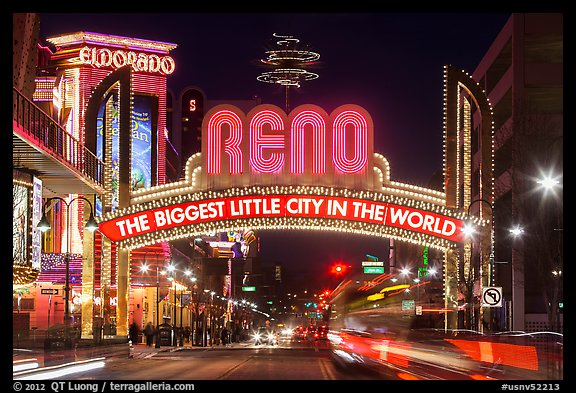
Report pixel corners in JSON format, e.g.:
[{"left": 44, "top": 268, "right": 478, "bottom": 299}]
[
  {"left": 318, "top": 359, "right": 328, "bottom": 379},
  {"left": 216, "top": 356, "right": 254, "bottom": 380},
  {"left": 319, "top": 359, "right": 335, "bottom": 380},
  {"left": 323, "top": 359, "right": 336, "bottom": 380}
]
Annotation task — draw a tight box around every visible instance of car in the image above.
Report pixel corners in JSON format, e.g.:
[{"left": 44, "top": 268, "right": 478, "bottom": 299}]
[
  {"left": 253, "top": 327, "right": 277, "bottom": 345},
  {"left": 315, "top": 325, "right": 329, "bottom": 340},
  {"left": 305, "top": 325, "right": 317, "bottom": 340},
  {"left": 291, "top": 325, "right": 306, "bottom": 342}
]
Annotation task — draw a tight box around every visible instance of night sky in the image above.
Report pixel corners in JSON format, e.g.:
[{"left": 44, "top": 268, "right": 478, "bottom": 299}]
[{"left": 38, "top": 13, "right": 512, "bottom": 292}]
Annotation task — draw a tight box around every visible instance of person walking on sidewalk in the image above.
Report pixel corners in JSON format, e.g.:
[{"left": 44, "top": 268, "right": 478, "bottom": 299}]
[
  {"left": 129, "top": 322, "right": 140, "bottom": 345},
  {"left": 144, "top": 322, "right": 155, "bottom": 346},
  {"left": 220, "top": 326, "right": 229, "bottom": 346}
]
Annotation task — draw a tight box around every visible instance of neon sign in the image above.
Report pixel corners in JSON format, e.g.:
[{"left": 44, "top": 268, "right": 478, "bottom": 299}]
[
  {"left": 79, "top": 46, "right": 175, "bottom": 75},
  {"left": 98, "top": 195, "right": 464, "bottom": 243},
  {"left": 204, "top": 104, "right": 372, "bottom": 176}
]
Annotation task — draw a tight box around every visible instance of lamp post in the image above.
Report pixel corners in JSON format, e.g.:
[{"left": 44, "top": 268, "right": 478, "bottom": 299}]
[
  {"left": 203, "top": 289, "right": 209, "bottom": 346},
  {"left": 166, "top": 263, "right": 178, "bottom": 345},
  {"left": 179, "top": 289, "right": 185, "bottom": 346},
  {"left": 192, "top": 238, "right": 203, "bottom": 346},
  {"left": 209, "top": 291, "right": 215, "bottom": 345},
  {"left": 140, "top": 250, "right": 164, "bottom": 348},
  {"left": 536, "top": 173, "right": 563, "bottom": 333},
  {"left": 37, "top": 196, "right": 98, "bottom": 348},
  {"left": 169, "top": 277, "right": 178, "bottom": 346}
]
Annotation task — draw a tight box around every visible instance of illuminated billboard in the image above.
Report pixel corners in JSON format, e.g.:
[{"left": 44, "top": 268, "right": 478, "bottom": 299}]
[{"left": 96, "top": 94, "right": 154, "bottom": 212}]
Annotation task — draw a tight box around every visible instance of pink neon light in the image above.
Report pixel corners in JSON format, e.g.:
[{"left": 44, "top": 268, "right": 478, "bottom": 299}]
[
  {"left": 207, "top": 110, "right": 243, "bottom": 174},
  {"left": 290, "top": 111, "right": 326, "bottom": 174},
  {"left": 332, "top": 111, "right": 368, "bottom": 173},
  {"left": 249, "top": 110, "right": 285, "bottom": 173}
]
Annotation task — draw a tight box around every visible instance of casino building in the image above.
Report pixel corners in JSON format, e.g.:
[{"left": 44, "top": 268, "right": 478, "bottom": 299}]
[
  {"left": 13, "top": 17, "right": 264, "bottom": 345},
  {"left": 14, "top": 23, "right": 178, "bottom": 340}
]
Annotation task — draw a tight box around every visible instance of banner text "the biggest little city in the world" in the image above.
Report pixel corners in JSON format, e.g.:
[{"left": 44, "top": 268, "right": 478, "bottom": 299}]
[{"left": 99, "top": 195, "right": 463, "bottom": 243}]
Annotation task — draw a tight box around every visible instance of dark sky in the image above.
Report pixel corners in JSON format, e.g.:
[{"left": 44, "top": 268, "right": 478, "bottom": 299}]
[{"left": 38, "top": 13, "right": 512, "bottom": 292}]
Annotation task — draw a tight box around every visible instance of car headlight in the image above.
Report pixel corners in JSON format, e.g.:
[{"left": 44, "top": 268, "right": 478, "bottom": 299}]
[
  {"left": 253, "top": 333, "right": 261, "bottom": 341},
  {"left": 267, "top": 334, "right": 275, "bottom": 341}
]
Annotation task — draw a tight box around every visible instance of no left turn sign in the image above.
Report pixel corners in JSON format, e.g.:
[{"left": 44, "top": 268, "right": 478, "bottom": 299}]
[{"left": 482, "top": 287, "right": 502, "bottom": 307}]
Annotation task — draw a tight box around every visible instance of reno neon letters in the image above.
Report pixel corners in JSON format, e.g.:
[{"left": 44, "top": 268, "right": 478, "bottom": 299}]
[{"left": 204, "top": 104, "right": 371, "bottom": 175}]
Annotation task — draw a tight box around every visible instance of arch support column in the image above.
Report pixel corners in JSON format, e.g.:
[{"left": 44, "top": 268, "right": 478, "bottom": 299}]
[{"left": 116, "top": 247, "right": 130, "bottom": 338}]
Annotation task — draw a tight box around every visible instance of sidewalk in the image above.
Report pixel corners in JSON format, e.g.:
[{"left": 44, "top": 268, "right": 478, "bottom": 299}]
[{"left": 14, "top": 340, "right": 252, "bottom": 373}]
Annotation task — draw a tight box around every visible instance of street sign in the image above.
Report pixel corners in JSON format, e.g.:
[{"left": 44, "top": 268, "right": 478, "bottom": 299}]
[
  {"left": 41, "top": 289, "right": 58, "bottom": 295},
  {"left": 402, "top": 300, "right": 415, "bottom": 311},
  {"left": 241, "top": 286, "right": 256, "bottom": 292},
  {"left": 482, "top": 287, "right": 502, "bottom": 307},
  {"left": 364, "top": 266, "right": 384, "bottom": 274},
  {"left": 362, "top": 261, "right": 384, "bottom": 267},
  {"left": 415, "top": 305, "right": 423, "bottom": 315}
]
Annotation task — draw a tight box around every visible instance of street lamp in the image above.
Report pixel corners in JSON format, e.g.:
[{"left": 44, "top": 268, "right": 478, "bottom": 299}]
[
  {"left": 140, "top": 250, "right": 165, "bottom": 348},
  {"left": 163, "top": 262, "right": 198, "bottom": 346},
  {"left": 210, "top": 291, "right": 216, "bottom": 345},
  {"left": 509, "top": 226, "right": 524, "bottom": 238},
  {"left": 38, "top": 196, "right": 98, "bottom": 348},
  {"left": 165, "top": 263, "right": 183, "bottom": 346},
  {"left": 536, "top": 173, "right": 563, "bottom": 333}
]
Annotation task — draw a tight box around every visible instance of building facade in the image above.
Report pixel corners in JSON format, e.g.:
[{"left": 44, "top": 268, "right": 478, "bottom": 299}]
[{"left": 471, "top": 13, "right": 563, "bottom": 332}]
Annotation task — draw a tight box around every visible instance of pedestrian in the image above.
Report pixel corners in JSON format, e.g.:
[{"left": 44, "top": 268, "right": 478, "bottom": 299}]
[
  {"left": 129, "top": 322, "right": 139, "bottom": 345},
  {"left": 144, "top": 322, "right": 154, "bottom": 346},
  {"left": 220, "top": 326, "right": 229, "bottom": 345}
]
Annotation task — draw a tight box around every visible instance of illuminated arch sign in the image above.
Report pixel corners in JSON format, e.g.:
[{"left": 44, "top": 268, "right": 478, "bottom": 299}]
[{"left": 97, "top": 104, "right": 482, "bottom": 250}]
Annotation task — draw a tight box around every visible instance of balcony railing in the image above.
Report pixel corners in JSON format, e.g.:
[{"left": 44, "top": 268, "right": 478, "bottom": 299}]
[{"left": 13, "top": 87, "right": 104, "bottom": 187}]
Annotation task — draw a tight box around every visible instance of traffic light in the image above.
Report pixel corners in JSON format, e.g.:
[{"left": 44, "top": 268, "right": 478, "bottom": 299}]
[{"left": 330, "top": 263, "right": 349, "bottom": 276}]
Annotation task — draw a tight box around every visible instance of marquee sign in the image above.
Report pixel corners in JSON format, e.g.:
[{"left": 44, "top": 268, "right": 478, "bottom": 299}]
[
  {"left": 98, "top": 104, "right": 482, "bottom": 250},
  {"left": 46, "top": 32, "right": 178, "bottom": 77}
]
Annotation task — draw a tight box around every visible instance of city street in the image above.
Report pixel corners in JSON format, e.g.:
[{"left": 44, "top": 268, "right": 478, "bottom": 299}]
[{"left": 16, "top": 338, "right": 383, "bottom": 381}]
